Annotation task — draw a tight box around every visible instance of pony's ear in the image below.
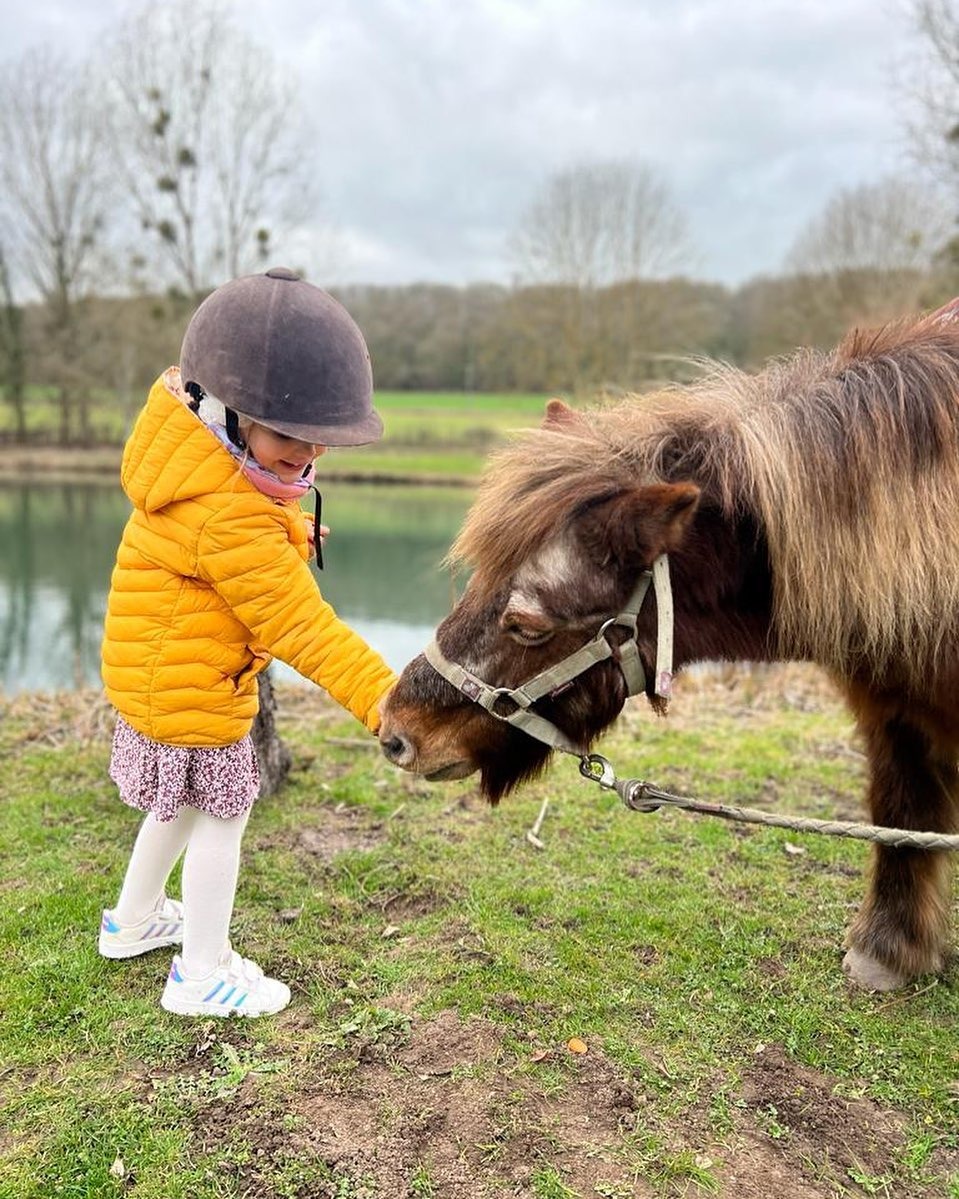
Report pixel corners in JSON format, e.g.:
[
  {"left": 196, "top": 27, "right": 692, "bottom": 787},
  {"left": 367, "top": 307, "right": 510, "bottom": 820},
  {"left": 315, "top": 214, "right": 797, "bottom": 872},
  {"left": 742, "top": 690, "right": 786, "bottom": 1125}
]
[
  {"left": 577, "top": 482, "right": 700, "bottom": 568},
  {"left": 543, "top": 398, "right": 583, "bottom": 430}
]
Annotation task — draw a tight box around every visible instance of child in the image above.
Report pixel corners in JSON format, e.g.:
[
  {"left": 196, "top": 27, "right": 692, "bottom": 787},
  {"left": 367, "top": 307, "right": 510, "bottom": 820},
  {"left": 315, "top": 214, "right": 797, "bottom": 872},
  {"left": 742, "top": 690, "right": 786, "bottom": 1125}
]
[{"left": 99, "top": 267, "right": 396, "bottom": 1017}]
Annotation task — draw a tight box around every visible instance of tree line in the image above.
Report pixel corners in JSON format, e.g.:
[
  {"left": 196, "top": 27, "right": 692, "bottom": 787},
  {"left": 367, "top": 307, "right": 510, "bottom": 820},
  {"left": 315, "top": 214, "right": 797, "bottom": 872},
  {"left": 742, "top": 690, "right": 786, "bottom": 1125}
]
[{"left": 2, "top": 0, "right": 959, "bottom": 443}]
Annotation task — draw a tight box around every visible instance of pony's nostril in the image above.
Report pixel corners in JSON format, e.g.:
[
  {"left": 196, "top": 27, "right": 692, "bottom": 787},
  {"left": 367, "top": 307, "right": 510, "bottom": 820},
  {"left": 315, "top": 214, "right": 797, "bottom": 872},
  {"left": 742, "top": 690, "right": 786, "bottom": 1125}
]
[{"left": 381, "top": 734, "right": 410, "bottom": 763}]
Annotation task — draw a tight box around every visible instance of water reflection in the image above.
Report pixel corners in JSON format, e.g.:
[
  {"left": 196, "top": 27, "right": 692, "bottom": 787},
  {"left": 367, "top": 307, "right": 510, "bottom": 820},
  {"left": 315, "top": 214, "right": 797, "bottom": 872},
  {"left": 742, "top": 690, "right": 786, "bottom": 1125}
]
[{"left": 0, "top": 482, "right": 471, "bottom": 693}]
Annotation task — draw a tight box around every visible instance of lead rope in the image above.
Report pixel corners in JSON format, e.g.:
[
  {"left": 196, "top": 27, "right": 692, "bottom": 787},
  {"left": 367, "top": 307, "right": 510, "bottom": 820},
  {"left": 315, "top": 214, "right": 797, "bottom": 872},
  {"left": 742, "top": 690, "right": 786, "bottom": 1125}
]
[{"left": 576, "top": 752, "right": 959, "bottom": 851}]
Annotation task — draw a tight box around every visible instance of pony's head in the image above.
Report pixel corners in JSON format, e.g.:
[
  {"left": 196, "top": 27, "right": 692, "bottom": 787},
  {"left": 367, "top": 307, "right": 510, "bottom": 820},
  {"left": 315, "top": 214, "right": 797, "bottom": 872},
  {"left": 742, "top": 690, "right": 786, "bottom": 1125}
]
[{"left": 379, "top": 401, "right": 699, "bottom": 801}]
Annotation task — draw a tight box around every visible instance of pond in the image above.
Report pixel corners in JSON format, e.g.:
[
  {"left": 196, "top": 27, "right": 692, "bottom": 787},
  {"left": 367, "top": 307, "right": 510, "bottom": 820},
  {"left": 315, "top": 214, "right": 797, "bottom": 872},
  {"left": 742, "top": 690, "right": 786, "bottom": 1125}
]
[{"left": 0, "top": 481, "right": 472, "bottom": 694}]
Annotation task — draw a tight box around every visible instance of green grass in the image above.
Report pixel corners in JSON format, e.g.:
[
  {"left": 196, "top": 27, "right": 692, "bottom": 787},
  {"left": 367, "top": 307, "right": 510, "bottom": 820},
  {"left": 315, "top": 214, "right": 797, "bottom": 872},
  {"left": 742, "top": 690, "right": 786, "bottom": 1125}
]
[
  {"left": 1, "top": 387, "right": 555, "bottom": 484},
  {"left": 1, "top": 675, "right": 957, "bottom": 1196}
]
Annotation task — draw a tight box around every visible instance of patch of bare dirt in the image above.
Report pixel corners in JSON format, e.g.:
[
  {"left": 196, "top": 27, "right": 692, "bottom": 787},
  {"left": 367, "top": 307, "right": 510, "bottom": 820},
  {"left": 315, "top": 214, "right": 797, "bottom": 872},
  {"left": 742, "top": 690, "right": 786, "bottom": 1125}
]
[
  {"left": 188, "top": 1020, "right": 957, "bottom": 1198},
  {"left": 194, "top": 1010, "right": 654, "bottom": 1197},
  {"left": 252, "top": 802, "right": 386, "bottom": 863},
  {"left": 724, "top": 1044, "right": 959, "bottom": 1198}
]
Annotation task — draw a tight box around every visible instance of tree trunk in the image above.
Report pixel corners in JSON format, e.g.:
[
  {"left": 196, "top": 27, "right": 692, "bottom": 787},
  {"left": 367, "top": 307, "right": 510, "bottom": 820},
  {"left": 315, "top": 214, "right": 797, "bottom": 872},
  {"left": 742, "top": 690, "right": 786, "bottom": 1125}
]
[{"left": 251, "top": 668, "right": 291, "bottom": 797}]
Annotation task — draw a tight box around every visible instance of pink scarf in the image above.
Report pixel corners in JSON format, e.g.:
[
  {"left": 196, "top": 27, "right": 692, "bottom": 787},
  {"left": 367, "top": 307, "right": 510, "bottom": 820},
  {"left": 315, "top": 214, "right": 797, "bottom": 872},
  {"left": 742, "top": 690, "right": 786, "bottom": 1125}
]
[{"left": 207, "top": 422, "right": 316, "bottom": 499}]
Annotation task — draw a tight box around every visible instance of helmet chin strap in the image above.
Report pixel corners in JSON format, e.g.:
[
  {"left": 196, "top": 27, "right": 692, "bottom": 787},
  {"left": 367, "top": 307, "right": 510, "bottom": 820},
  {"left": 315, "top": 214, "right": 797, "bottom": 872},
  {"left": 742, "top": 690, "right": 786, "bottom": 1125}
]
[
  {"left": 224, "top": 407, "right": 246, "bottom": 449},
  {"left": 422, "top": 554, "right": 674, "bottom": 757},
  {"left": 184, "top": 378, "right": 246, "bottom": 450}
]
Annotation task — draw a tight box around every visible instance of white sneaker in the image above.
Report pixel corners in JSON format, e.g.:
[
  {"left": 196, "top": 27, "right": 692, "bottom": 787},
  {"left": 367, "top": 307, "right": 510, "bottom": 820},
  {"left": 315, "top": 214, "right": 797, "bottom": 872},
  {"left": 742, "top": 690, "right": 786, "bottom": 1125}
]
[
  {"left": 160, "top": 948, "right": 291, "bottom": 1017},
  {"left": 99, "top": 896, "right": 184, "bottom": 959}
]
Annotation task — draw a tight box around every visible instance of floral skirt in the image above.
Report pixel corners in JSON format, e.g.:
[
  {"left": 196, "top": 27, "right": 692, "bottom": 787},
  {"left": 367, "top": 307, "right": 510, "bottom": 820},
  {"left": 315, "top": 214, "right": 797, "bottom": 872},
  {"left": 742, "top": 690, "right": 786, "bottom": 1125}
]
[{"left": 109, "top": 716, "right": 260, "bottom": 823}]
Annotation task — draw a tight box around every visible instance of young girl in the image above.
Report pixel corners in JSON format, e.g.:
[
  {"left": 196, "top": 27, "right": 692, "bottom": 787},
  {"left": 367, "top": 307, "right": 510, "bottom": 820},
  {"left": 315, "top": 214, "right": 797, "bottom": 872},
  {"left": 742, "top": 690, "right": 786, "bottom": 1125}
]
[{"left": 99, "top": 267, "right": 396, "bottom": 1018}]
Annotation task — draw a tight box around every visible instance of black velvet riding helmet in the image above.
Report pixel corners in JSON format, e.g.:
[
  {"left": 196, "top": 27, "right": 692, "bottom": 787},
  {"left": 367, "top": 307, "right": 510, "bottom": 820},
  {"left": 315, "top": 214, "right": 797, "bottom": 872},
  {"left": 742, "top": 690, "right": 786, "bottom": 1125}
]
[{"left": 180, "top": 267, "right": 383, "bottom": 446}]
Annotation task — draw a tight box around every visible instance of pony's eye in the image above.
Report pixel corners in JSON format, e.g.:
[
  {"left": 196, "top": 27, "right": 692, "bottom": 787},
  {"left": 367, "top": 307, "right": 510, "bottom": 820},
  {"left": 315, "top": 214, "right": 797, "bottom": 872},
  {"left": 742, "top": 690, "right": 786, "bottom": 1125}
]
[{"left": 505, "top": 624, "right": 554, "bottom": 647}]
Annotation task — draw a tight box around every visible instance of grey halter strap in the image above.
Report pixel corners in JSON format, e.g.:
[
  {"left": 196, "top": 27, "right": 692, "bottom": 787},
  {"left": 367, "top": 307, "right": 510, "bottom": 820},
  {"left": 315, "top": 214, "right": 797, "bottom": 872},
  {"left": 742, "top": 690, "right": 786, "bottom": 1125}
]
[{"left": 422, "top": 554, "right": 674, "bottom": 756}]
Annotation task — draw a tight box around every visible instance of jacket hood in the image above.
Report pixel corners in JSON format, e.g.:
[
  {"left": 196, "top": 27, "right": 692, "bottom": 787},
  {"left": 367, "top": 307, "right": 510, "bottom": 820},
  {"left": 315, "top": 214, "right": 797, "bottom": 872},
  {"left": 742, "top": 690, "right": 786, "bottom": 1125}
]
[{"left": 122, "top": 372, "right": 251, "bottom": 512}]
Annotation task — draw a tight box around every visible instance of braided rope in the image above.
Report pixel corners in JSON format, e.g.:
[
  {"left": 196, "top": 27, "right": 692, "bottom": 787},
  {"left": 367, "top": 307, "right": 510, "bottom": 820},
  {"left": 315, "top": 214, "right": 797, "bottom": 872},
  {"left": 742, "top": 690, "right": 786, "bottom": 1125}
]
[{"left": 615, "top": 779, "right": 959, "bottom": 850}]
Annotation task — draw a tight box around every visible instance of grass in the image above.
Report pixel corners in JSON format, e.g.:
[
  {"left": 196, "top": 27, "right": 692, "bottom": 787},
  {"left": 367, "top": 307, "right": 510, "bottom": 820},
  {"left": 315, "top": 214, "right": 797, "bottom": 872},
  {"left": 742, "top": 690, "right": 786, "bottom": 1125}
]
[
  {"left": 0, "top": 388, "right": 554, "bottom": 485},
  {"left": 0, "top": 671, "right": 957, "bottom": 1196}
]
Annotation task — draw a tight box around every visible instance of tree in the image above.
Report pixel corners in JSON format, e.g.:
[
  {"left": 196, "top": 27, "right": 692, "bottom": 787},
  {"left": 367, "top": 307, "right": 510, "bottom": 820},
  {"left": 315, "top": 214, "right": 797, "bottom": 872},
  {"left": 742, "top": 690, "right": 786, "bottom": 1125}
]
[
  {"left": 509, "top": 160, "right": 692, "bottom": 391},
  {"left": 0, "top": 47, "right": 113, "bottom": 442},
  {"left": 98, "top": 0, "right": 323, "bottom": 792},
  {"left": 900, "top": 1, "right": 959, "bottom": 276},
  {"left": 511, "top": 160, "right": 690, "bottom": 287},
  {"left": 787, "top": 175, "right": 947, "bottom": 278},
  {"left": 99, "top": 0, "right": 318, "bottom": 297},
  {"left": 782, "top": 175, "right": 949, "bottom": 342},
  {"left": 0, "top": 245, "right": 26, "bottom": 441},
  {"left": 905, "top": 3, "right": 959, "bottom": 181}
]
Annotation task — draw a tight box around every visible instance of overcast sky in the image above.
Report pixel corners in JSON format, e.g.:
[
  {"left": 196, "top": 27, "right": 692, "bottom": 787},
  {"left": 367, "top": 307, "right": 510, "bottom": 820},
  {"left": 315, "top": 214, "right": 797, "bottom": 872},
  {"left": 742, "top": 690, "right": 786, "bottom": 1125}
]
[{"left": 7, "top": 0, "right": 926, "bottom": 288}]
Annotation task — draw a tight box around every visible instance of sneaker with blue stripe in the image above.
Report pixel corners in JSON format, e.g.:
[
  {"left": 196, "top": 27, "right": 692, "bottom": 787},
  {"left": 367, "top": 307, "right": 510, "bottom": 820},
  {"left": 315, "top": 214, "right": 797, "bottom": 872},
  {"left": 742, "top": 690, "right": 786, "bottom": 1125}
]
[
  {"left": 99, "top": 896, "right": 184, "bottom": 959},
  {"left": 160, "top": 948, "right": 291, "bottom": 1017}
]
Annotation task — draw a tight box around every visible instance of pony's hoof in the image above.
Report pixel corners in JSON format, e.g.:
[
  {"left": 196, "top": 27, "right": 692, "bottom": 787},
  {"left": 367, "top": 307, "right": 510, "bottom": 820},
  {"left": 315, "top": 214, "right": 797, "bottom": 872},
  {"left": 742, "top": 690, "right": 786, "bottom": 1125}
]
[{"left": 842, "top": 947, "right": 908, "bottom": 992}]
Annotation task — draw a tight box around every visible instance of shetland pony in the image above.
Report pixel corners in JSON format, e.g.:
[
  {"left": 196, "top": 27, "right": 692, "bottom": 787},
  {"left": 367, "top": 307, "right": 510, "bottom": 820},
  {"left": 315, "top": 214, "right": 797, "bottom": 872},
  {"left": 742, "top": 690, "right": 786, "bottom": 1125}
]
[{"left": 379, "top": 305, "right": 959, "bottom": 990}]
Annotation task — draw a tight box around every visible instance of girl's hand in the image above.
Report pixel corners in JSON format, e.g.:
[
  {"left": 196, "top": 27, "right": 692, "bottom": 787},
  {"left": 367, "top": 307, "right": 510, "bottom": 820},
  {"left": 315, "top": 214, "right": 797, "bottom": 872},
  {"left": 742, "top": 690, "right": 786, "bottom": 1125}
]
[{"left": 304, "top": 514, "right": 330, "bottom": 557}]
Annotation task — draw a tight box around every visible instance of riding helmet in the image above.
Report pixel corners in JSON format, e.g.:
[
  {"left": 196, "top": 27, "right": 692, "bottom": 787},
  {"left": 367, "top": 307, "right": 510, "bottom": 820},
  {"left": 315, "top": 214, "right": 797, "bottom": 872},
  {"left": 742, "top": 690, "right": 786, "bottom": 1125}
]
[{"left": 179, "top": 266, "right": 382, "bottom": 446}]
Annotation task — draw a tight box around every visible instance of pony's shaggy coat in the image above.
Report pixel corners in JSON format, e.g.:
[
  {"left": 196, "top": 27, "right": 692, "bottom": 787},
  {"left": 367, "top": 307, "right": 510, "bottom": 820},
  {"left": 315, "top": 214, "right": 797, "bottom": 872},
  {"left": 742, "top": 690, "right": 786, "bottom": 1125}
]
[
  {"left": 453, "top": 313, "right": 959, "bottom": 687},
  {"left": 383, "top": 306, "right": 959, "bottom": 989}
]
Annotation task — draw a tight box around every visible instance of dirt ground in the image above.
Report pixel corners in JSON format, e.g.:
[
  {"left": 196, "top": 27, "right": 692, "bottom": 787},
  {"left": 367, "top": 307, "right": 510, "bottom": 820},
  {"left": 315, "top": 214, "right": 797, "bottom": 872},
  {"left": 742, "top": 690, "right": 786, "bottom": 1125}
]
[
  {"left": 190, "top": 1002, "right": 958, "bottom": 1198},
  {"left": 212, "top": 782, "right": 957, "bottom": 1199}
]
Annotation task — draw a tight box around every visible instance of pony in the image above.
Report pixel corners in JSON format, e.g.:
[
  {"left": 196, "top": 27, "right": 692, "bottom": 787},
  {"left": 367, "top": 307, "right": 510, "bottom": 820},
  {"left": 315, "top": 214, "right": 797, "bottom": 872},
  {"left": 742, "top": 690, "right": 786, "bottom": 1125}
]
[{"left": 378, "top": 303, "right": 959, "bottom": 991}]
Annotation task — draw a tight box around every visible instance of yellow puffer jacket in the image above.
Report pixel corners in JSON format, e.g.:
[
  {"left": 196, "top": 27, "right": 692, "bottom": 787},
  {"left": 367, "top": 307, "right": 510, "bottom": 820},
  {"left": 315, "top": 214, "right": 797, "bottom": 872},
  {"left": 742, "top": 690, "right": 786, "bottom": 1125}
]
[{"left": 101, "top": 372, "right": 396, "bottom": 746}]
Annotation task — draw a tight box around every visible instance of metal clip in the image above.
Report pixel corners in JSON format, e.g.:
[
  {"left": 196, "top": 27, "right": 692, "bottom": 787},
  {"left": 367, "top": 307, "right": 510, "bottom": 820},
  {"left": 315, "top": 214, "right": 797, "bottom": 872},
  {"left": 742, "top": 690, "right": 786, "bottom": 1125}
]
[
  {"left": 619, "top": 778, "right": 661, "bottom": 813},
  {"left": 579, "top": 753, "right": 617, "bottom": 789}
]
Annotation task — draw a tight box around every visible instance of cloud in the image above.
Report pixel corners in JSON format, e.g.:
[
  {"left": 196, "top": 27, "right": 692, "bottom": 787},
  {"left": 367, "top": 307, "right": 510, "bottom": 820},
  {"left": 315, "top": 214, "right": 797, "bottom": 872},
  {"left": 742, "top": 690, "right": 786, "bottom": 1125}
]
[{"left": 8, "top": 0, "right": 919, "bottom": 285}]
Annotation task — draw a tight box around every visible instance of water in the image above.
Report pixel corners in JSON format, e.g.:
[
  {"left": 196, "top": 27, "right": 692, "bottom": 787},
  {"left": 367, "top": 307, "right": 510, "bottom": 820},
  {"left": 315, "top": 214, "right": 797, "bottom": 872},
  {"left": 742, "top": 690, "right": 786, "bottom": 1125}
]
[{"left": 0, "top": 481, "right": 472, "bottom": 693}]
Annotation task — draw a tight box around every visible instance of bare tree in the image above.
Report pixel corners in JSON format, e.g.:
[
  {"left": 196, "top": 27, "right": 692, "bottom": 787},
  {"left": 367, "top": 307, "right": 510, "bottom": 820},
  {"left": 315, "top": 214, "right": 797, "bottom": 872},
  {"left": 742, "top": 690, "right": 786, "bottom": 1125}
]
[
  {"left": 787, "top": 175, "right": 947, "bottom": 277},
  {"left": 97, "top": 1, "right": 325, "bottom": 792},
  {"left": 0, "top": 47, "right": 112, "bottom": 441},
  {"left": 509, "top": 160, "right": 692, "bottom": 390},
  {"left": 903, "top": 3, "right": 959, "bottom": 180},
  {"left": 784, "top": 175, "right": 948, "bottom": 339},
  {"left": 99, "top": 0, "right": 318, "bottom": 297},
  {"left": 0, "top": 244, "right": 26, "bottom": 441},
  {"left": 511, "top": 160, "right": 691, "bottom": 288}
]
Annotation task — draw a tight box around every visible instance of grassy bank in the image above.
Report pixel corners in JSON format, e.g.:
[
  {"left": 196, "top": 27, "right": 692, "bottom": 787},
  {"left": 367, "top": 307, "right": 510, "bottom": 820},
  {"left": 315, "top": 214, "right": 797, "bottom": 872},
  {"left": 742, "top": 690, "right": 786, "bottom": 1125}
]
[
  {"left": 0, "top": 390, "right": 554, "bottom": 486},
  {"left": 1, "top": 668, "right": 956, "bottom": 1197}
]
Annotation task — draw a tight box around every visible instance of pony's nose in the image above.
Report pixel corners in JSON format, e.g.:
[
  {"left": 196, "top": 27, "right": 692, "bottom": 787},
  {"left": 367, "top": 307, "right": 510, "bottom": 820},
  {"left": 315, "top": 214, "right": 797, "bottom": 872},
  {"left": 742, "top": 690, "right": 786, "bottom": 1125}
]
[{"left": 380, "top": 731, "right": 413, "bottom": 767}]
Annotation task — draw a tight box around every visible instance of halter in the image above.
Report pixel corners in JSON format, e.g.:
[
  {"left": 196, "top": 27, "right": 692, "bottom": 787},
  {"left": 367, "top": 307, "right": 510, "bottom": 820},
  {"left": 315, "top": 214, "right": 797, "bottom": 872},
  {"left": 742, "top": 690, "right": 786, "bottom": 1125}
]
[{"left": 422, "top": 554, "right": 675, "bottom": 757}]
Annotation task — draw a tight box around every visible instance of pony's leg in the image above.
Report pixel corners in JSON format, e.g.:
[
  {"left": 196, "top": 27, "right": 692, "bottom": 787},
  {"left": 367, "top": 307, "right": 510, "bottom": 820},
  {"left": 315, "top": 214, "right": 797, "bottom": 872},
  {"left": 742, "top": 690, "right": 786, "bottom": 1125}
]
[{"left": 843, "top": 705, "right": 956, "bottom": 990}]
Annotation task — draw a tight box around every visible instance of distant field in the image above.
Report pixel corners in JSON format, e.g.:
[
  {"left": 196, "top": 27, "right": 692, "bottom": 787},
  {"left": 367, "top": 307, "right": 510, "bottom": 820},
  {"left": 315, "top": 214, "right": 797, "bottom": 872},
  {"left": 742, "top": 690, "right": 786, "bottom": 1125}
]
[
  {"left": 327, "top": 390, "right": 552, "bottom": 482},
  {"left": 1, "top": 388, "right": 555, "bottom": 483}
]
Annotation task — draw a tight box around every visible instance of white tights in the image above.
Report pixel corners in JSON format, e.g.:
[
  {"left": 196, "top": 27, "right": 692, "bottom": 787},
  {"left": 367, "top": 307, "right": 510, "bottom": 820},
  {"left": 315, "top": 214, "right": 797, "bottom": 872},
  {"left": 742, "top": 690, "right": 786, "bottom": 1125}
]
[{"left": 114, "top": 806, "right": 251, "bottom": 978}]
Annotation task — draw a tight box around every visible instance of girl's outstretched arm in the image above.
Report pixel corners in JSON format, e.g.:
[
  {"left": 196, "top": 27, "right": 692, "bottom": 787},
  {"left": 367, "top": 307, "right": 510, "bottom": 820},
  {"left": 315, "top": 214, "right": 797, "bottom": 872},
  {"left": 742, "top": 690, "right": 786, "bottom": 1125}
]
[{"left": 197, "top": 500, "right": 395, "bottom": 731}]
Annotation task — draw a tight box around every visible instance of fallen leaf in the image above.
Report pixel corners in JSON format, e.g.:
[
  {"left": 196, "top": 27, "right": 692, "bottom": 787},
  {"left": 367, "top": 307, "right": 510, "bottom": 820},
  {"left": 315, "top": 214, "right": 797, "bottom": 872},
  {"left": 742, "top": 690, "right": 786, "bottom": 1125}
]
[
  {"left": 566, "top": 1037, "right": 588, "bottom": 1054},
  {"left": 382, "top": 924, "right": 401, "bottom": 938},
  {"left": 530, "top": 1048, "right": 551, "bottom": 1063},
  {"left": 109, "top": 1156, "right": 125, "bottom": 1180}
]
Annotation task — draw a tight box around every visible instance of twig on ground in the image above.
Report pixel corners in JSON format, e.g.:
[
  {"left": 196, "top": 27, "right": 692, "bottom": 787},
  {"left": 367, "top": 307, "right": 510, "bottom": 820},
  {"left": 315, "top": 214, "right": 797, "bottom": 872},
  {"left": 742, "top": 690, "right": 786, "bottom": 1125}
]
[
  {"left": 526, "top": 797, "right": 550, "bottom": 850},
  {"left": 873, "top": 980, "right": 939, "bottom": 1012}
]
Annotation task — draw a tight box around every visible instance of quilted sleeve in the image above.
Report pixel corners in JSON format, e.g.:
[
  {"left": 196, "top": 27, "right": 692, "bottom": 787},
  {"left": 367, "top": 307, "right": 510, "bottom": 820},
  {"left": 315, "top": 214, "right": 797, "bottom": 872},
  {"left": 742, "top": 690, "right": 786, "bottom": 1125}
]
[{"left": 196, "top": 499, "right": 395, "bottom": 731}]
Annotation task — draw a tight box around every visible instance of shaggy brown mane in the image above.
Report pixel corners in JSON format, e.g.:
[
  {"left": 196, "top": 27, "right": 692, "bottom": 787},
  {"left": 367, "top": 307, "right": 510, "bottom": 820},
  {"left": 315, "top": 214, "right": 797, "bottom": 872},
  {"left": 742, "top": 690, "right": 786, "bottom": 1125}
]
[{"left": 453, "top": 311, "right": 959, "bottom": 681}]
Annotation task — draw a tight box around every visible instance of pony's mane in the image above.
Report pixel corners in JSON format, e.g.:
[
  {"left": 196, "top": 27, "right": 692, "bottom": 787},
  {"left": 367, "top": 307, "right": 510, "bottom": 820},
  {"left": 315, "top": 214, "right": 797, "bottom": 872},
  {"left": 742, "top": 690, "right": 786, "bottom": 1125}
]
[{"left": 453, "top": 311, "right": 959, "bottom": 678}]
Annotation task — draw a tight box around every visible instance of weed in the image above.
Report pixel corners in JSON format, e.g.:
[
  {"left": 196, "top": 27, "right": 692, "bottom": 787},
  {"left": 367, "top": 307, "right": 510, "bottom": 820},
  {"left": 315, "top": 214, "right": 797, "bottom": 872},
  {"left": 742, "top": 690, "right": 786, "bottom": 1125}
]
[
  {"left": 847, "top": 1163, "right": 894, "bottom": 1196},
  {"left": 409, "top": 1161, "right": 436, "bottom": 1196},
  {"left": 530, "top": 1164, "right": 580, "bottom": 1198}
]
